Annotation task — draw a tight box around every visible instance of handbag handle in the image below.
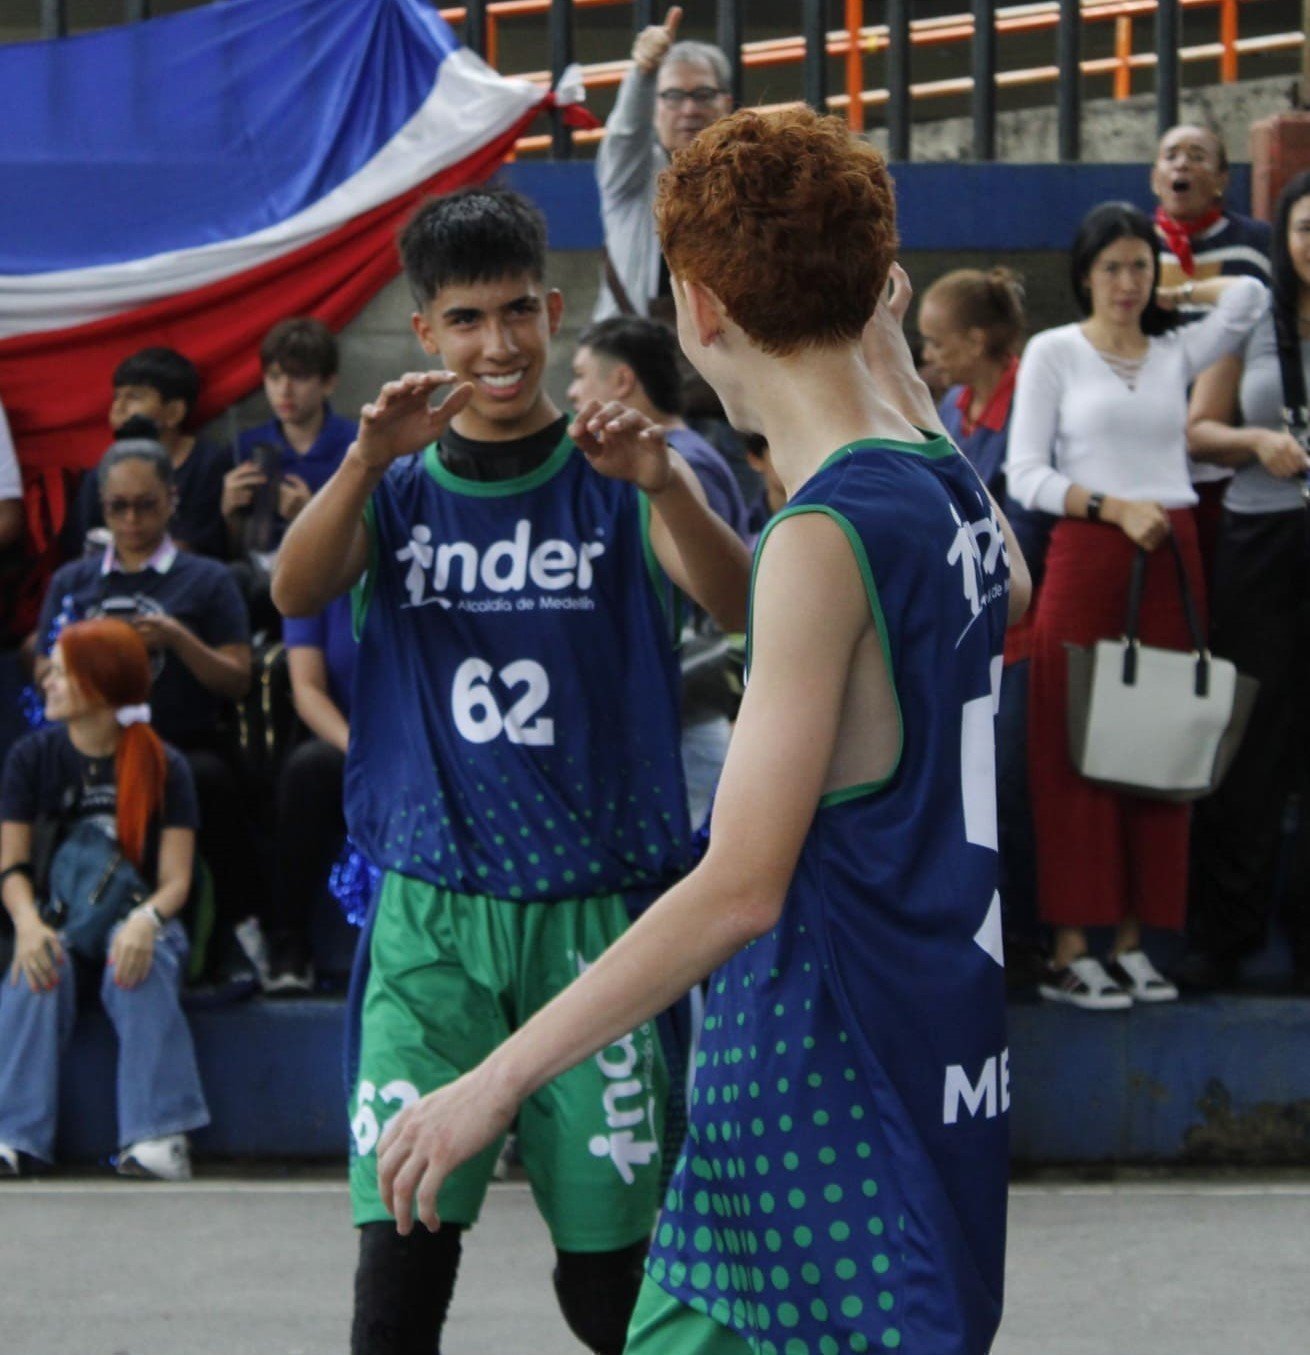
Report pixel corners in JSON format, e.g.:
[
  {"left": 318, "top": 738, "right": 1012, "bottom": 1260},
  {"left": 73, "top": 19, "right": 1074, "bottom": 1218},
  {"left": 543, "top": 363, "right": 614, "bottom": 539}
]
[{"left": 1120, "top": 535, "right": 1211, "bottom": 697}]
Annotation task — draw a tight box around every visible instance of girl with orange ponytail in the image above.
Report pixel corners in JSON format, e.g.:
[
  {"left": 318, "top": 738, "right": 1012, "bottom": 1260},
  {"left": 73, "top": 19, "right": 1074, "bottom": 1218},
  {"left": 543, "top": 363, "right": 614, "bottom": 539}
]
[{"left": 0, "top": 619, "right": 209, "bottom": 1180}]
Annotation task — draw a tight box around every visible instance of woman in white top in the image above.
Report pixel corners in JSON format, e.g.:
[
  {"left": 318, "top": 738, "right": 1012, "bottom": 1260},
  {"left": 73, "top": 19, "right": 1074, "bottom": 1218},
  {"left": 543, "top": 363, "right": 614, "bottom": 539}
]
[
  {"left": 1007, "top": 201, "right": 1266, "bottom": 1010},
  {"left": 1184, "top": 170, "right": 1310, "bottom": 992}
]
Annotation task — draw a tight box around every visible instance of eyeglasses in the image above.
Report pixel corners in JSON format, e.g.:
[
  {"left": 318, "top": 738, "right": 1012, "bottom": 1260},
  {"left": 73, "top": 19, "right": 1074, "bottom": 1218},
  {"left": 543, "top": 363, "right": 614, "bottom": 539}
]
[
  {"left": 657, "top": 87, "right": 726, "bottom": 108},
  {"left": 103, "top": 495, "right": 167, "bottom": 519}
]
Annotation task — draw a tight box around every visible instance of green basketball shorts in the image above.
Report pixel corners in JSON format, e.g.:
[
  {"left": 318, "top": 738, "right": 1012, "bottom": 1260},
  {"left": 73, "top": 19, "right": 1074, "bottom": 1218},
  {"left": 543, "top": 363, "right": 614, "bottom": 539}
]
[{"left": 349, "top": 871, "right": 668, "bottom": 1251}]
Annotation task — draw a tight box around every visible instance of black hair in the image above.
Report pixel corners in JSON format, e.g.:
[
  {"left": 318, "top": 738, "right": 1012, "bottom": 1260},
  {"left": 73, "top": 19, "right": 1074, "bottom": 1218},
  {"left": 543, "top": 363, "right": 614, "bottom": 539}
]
[
  {"left": 1069, "top": 201, "right": 1176, "bottom": 337},
  {"left": 111, "top": 347, "right": 201, "bottom": 418},
  {"left": 111, "top": 414, "right": 161, "bottom": 442},
  {"left": 96, "top": 436, "right": 175, "bottom": 492},
  {"left": 398, "top": 187, "right": 547, "bottom": 308},
  {"left": 577, "top": 317, "right": 684, "bottom": 416},
  {"left": 1272, "top": 169, "right": 1310, "bottom": 429},
  {"left": 260, "top": 316, "right": 339, "bottom": 379}
]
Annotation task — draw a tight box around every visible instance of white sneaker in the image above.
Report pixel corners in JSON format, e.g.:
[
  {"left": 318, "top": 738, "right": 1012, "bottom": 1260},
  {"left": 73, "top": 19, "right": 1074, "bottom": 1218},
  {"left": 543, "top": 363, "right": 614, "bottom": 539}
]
[
  {"left": 1038, "top": 956, "right": 1132, "bottom": 1011},
  {"left": 1105, "top": 950, "right": 1179, "bottom": 1003},
  {"left": 117, "top": 1134, "right": 192, "bottom": 1182},
  {"left": 233, "top": 916, "right": 271, "bottom": 989},
  {"left": 0, "top": 1143, "right": 20, "bottom": 1177}
]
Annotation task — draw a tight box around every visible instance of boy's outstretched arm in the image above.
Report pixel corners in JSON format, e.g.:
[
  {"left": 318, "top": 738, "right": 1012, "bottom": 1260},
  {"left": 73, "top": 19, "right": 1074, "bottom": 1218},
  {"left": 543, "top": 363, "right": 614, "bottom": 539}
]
[
  {"left": 571, "top": 399, "right": 752, "bottom": 632},
  {"left": 375, "top": 511, "right": 872, "bottom": 1233},
  {"left": 272, "top": 372, "right": 472, "bottom": 618}
]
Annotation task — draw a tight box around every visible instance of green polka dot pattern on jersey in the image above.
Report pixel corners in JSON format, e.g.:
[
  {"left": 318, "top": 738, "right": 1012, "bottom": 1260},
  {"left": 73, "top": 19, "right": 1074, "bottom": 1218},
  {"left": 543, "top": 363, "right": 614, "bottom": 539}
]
[{"left": 646, "top": 923, "right": 902, "bottom": 1353}]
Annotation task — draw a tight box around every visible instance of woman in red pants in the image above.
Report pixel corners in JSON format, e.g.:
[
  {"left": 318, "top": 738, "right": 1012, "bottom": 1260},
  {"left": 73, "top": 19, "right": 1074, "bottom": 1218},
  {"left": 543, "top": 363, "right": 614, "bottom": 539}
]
[{"left": 1006, "top": 201, "right": 1266, "bottom": 1009}]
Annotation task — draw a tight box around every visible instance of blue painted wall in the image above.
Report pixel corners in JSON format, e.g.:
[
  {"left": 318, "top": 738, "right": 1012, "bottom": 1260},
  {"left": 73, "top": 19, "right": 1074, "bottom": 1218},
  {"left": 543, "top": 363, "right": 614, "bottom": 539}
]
[{"left": 501, "top": 161, "right": 1255, "bottom": 254}]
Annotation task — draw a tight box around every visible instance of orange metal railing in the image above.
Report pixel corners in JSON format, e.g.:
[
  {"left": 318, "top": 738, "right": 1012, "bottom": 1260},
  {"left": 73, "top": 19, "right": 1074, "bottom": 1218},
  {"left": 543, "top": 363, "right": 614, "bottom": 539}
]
[{"left": 436, "top": 0, "right": 1302, "bottom": 155}]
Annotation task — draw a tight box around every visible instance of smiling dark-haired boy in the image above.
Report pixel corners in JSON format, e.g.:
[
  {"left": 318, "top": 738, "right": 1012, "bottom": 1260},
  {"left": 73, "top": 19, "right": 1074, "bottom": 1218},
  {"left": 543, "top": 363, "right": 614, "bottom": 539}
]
[{"left": 274, "top": 185, "right": 750, "bottom": 1355}]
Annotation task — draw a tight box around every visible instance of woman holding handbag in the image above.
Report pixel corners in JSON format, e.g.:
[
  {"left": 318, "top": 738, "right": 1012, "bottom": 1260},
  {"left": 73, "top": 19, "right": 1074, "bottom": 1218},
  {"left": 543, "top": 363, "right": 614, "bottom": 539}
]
[
  {"left": 1007, "top": 201, "right": 1266, "bottom": 1010},
  {"left": 1184, "top": 171, "right": 1310, "bottom": 992},
  {"left": 0, "top": 618, "right": 209, "bottom": 1178}
]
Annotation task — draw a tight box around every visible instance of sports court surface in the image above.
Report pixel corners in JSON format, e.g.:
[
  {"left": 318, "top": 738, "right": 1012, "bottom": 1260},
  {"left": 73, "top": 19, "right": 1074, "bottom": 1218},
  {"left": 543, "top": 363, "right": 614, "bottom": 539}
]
[{"left": 4, "top": 1169, "right": 1307, "bottom": 1353}]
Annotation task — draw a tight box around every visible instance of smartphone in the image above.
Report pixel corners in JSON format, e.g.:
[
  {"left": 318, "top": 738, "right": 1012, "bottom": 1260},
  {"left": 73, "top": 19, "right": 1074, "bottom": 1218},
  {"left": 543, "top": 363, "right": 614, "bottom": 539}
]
[{"left": 246, "top": 441, "right": 282, "bottom": 553}]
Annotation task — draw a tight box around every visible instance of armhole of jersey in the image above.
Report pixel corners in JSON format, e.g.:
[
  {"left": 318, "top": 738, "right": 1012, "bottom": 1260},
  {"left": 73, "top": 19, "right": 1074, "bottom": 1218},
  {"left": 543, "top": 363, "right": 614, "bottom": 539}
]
[
  {"left": 748, "top": 504, "right": 904, "bottom": 807},
  {"left": 637, "top": 491, "right": 686, "bottom": 648},
  {"left": 351, "top": 496, "right": 379, "bottom": 642}
]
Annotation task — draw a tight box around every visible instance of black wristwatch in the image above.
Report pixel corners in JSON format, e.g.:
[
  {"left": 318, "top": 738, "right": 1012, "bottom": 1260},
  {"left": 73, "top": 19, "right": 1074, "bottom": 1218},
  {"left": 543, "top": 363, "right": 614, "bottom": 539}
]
[{"left": 1086, "top": 492, "right": 1105, "bottom": 523}]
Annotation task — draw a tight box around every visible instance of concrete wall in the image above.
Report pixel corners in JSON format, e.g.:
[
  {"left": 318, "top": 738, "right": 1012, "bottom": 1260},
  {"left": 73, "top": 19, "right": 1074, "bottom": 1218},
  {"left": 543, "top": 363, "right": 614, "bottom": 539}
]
[{"left": 881, "top": 74, "right": 1294, "bottom": 163}]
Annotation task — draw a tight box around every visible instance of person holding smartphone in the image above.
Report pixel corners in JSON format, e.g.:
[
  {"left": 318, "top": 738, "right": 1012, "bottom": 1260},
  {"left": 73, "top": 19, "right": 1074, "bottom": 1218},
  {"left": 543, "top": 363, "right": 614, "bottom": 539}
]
[{"left": 222, "top": 318, "right": 357, "bottom": 556}]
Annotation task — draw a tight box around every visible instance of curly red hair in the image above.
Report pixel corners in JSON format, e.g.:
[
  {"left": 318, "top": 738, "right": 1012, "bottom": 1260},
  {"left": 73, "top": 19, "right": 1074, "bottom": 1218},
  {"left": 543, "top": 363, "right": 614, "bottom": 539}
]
[{"left": 655, "top": 106, "right": 898, "bottom": 356}]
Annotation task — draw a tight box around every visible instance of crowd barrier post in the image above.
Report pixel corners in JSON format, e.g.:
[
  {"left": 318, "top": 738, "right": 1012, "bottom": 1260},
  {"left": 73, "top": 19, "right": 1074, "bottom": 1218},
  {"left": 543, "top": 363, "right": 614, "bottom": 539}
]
[
  {"left": 717, "top": 0, "right": 746, "bottom": 110},
  {"left": 973, "top": 0, "right": 998, "bottom": 161},
  {"left": 466, "top": 0, "right": 489, "bottom": 59},
  {"left": 40, "top": 0, "right": 67, "bottom": 39},
  {"left": 887, "top": 0, "right": 911, "bottom": 161},
  {"left": 802, "top": 0, "right": 828, "bottom": 114},
  {"left": 550, "top": 0, "right": 574, "bottom": 159},
  {"left": 1058, "top": 0, "right": 1082, "bottom": 162},
  {"left": 1156, "top": 0, "right": 1181, "bottom": 133}
]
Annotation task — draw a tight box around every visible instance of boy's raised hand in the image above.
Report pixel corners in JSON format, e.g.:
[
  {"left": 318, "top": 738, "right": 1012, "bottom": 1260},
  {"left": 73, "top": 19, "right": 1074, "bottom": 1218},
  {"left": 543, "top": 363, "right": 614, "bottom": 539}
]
[
  {"left": 570, "top": 400, "right": 673, "bottom": 495},
  {"left": 354, "top": 372, "right": 474, "bottom": 471}
]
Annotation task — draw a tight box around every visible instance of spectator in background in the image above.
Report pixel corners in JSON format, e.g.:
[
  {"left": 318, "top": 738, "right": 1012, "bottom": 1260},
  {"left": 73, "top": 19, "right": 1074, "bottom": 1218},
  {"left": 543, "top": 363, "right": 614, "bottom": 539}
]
[
  {"left": 567, "top": 317, "right": 749, "bottom": 538},
  {"left": 742, "top": 433, "right": 786, "bottom": 541},
  {"left": 72, "top": 349, "right": 229, "bottom": 560},
  {"left": 594, "top": 6, "right": 731, "bottom": 322},
  {"left": 222, "top": 318, "right": 356, "bottom": 559},
  {"left": 34, "top": 434, "right": 269, "bottom": 988},
  {"left": 264, "top": 592, "right": 358, "bottom": 995},
  {"left": 918, "top": 267, "right": 1050, "bottom": 972},
  {"left": 1151, "top": 123, "right": 1274, "bottom": 571},
  {"left": 1183, "top": 170, "right": 1310, "bottom": 992},
  {"left": 568, "top": 316, "right": 749, "bottom": 828},
  {"left": 0, "top": 619, "right": 208, "bottom": 1180},
  {"left": 0, "top": 397, "right": 23, "bottom": 554},
  {"left": 1007, "top": 201, "right": 1266, "bottom": 1010}
]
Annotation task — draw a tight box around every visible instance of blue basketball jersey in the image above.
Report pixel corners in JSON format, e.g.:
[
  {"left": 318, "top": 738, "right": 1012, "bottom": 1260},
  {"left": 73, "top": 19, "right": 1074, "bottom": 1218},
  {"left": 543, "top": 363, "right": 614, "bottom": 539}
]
[
  {"left": 647, "top": 436, "right": 1012, "bottom": 1354},
  {"left": 345, "top": 437, "right": 693, "bottom": 901}
]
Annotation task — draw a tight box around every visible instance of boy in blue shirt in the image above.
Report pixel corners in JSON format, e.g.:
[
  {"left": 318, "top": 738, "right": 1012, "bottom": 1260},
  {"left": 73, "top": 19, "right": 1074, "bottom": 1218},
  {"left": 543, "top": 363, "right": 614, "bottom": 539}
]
[
  {"left": 274, "top": 187, "right": 750, "bottom": 1355},
  {"left": 375, "top": 111, "right": 1031, "bottom": 1355},
  {"left": 223, "top": 317, "right": 357, "bottom": 555}
]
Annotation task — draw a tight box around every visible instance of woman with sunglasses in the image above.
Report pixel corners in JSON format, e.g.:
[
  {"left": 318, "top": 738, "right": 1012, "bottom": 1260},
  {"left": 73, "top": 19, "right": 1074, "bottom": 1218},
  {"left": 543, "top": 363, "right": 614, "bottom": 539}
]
[{"left": 33, "top": 434, "right": 266, "bottom": 983}]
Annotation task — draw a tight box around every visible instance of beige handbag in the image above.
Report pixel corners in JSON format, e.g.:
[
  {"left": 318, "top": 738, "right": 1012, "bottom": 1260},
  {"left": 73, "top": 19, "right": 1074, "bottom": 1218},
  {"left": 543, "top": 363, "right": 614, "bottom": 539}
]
[{"left": 1065, "top": 538, "right": 1258, "bottom": 802}]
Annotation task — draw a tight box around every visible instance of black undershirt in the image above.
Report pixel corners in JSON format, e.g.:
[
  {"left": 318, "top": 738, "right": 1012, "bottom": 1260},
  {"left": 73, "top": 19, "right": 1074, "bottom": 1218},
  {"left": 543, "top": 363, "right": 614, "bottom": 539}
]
[{"left": 437, "top": 415, "right": 569, "bottom": 483}]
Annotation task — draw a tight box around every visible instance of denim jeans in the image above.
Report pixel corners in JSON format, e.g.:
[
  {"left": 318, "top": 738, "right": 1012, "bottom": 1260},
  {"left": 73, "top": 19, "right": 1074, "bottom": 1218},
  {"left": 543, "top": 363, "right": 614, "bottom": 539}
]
[{"left": 0, "top": 919, "right": 210, "bottom": 1162}]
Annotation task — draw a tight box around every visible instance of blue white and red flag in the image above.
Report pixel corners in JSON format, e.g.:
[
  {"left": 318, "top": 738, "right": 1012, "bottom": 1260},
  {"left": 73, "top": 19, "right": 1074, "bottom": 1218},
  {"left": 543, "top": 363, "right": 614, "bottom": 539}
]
[{"left": 0, "top": 0, "right": 554, "bottom": 559}]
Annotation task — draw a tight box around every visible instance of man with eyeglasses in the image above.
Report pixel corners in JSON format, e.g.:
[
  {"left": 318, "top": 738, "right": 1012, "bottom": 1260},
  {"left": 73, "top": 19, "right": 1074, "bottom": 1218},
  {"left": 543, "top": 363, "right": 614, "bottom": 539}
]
[{"left": 594, "top": 6, "right": 732, "bottom": 321}]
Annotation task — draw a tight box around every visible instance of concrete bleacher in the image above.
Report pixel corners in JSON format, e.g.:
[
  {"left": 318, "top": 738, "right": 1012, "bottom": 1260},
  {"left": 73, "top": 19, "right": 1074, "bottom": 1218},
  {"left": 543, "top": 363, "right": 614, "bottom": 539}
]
[{"left": 56, "top": 990, "right": 1310, "bottom": 1167}]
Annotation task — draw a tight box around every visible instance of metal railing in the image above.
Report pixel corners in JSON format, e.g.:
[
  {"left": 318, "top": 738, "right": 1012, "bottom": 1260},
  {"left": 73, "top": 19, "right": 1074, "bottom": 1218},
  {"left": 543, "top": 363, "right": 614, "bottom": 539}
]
[{"left": 29, "top": 1, "right": 1306, "bottom": 162}]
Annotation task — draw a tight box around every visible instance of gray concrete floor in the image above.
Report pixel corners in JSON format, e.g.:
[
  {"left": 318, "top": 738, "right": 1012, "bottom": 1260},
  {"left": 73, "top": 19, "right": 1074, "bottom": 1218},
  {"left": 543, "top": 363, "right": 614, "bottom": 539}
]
[{"left": 2, "top": 1171, "right": 1308, "bottom": 1354}]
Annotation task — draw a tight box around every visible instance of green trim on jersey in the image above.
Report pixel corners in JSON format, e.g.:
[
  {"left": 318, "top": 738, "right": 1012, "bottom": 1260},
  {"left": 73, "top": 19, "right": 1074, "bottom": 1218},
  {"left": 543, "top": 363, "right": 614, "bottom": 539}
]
[
  {"left": 819, "top": 430, "right": 956, "bottom": 472},
  {"left": 638, "top": 492, "right": 686, "bottom": 647},
  {"left": 747, "top": 504, "right": 904, "bottom": 807},
  {"left": 351, "top": 495, "right": 379, "bottom": 640},
  {"left": 421, "top": 431, "right": 575, "bottom": 497}
]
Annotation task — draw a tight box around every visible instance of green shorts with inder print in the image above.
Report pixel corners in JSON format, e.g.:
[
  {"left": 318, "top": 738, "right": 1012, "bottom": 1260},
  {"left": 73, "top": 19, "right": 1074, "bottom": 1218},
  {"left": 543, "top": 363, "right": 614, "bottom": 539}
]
[{"left": 349, "top": 871, "right": 668, "bottom": 1250}]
